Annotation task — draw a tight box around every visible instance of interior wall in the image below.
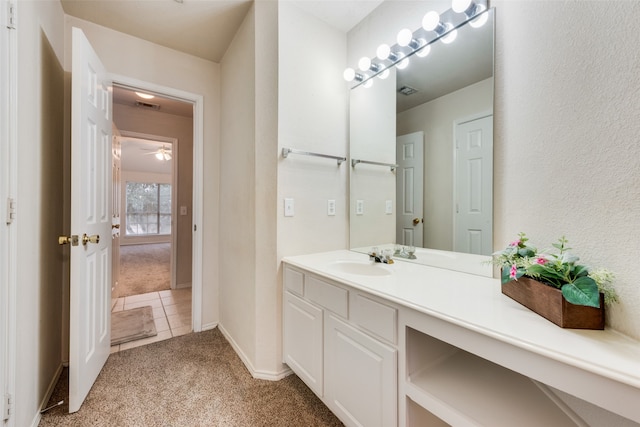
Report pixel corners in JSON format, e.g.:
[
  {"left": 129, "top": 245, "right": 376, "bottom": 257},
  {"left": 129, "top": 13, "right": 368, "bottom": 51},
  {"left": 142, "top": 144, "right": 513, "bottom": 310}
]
[
  {"left": 63, "top": 15, "right": 221, "bottom": 327},
  {"left": 14, "top": 1, "right": 66, "bottom": 426},
  {"left": 113, "top": 104, "right": 193, "bottom": 285},
  {"left": 492, "top": 0, "right": 640, "bottom": 340},
  {"left": 277, "top": 3, "right": 349, "bottom": 257},
  {"left": 219, "top": 3, "right": 257, "bottom": 370},
  {"left": 397, "top": 77, "right": 493, "bottom": 251},
  {"left": 253, "top": 0, "right": 279, "bottom": 374}
]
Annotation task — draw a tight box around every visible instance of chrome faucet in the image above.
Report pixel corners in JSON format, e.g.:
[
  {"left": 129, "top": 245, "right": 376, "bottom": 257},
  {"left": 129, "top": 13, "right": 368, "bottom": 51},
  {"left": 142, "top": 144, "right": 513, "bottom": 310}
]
[{"left": 369, "top": 248, "right": 394, "bottom": 264}]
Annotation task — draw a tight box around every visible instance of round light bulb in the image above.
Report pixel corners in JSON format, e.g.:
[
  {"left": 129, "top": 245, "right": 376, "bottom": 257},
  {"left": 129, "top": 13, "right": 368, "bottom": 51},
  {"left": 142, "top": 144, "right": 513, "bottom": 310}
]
[
  {"left": 397, "top": 57, "right": 409, "bottom": 70},
  {"left": 416, "top": 44, "right": 431, "bottom": 58},
  {"left": 397, "top": 28, "right": 413, "bottom": 47},
  {"left": 343, "top": 68, "right": 356, "bottom": 82},
  {"left": 422, "top": 11, "right": 440, "bottom": 31},
  {"left": 376, "top": 44, "right": 391, "bottom": 60},
  {"left": 358, "top": 57, "right": 372, "bottom": 71},
  {"left": 452, "top": 0, "right": 472, "bottom": 13},
  {"left": 442, "top": 24, "right": 457, "bottom": 44},
  {"left": 378, "top": 68, "right": 390, "bottom": 80},
  {"left": 155, "top": 152, "right": 164, "bottom": 160},
  {"left": 470, "top": 5, "right": 488, "bottom": 28},
  {"left": 363, "top": 79, "right": 373, "bottom": 88}
]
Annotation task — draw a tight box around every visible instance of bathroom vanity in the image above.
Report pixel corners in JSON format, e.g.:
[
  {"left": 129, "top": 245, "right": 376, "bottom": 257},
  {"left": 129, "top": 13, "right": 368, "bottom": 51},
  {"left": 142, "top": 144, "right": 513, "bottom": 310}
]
[{"left": 282, "top": 250, "right": 640, "bottom": 427}]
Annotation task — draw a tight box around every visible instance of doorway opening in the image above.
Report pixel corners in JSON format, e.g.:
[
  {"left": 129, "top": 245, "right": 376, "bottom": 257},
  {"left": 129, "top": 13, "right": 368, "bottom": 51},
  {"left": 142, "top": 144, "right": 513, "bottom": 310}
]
[{"left": 110, "top": 84, "right": 196, "bottom": 352}]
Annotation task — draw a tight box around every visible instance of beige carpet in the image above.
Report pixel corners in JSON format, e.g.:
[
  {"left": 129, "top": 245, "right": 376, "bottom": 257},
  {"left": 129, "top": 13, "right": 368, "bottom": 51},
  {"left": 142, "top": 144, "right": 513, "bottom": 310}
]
[
  {"left": 111, "top": 306, "right": 157, "bottom": 346},
  {"left": 119, "top": 243, "right": 171, "bottom": 297},
  {"left": 39, "top": 328, "right": 343, "bottom": 427}
]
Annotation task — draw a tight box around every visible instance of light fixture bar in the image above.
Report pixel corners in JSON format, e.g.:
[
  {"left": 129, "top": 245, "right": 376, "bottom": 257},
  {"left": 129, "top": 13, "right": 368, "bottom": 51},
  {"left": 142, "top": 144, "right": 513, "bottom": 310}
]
[{"left": 345, "top": 0, "right": 488, "bottom": 89}]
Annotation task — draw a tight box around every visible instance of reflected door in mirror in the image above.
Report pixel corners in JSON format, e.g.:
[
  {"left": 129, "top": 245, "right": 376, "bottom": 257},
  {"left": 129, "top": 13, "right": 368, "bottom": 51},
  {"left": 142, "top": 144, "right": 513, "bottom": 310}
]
[
  {"left": 396, "top": 132, "right": 424, "bottom": 247},
  {"left": 454, "top": 114, "right": 493, "bottom": 255}
]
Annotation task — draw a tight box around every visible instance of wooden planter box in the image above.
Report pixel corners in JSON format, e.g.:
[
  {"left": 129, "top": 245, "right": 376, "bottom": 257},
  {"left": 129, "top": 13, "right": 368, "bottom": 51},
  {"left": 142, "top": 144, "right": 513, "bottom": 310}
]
[{"left": 501, "top": 276, "right": 605, "bottom": 330}]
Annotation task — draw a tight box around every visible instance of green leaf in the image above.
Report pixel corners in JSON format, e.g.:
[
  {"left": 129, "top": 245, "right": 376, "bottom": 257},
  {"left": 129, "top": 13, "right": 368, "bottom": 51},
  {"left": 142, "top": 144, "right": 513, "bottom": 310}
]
[
  {"left": 518, "top": 247, "right": 536, "bottom": 257},
  {"left": 571, "top": 264, "right": 589, "bottom": 278},
  {"left": 527, "top": 264, "right": 565, "bottom": 281},
  {"left": 561, "top": 277, "right": 600, "bottom": 308}
]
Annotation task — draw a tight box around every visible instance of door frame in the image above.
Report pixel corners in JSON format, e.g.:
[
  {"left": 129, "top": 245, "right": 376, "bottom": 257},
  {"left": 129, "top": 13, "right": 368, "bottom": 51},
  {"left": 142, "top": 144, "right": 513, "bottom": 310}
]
[
  {"left": 452, "top": 110, "right": 493, "bottom": 254},
  {"left": 111, "top": 74, "right": 204, "bottom": 332},
  {"left": 1, "top": 0, "right": 17, "bottom": 424},
  {"left": 117, "top": 131, "right": 179, "bottom": 290}
]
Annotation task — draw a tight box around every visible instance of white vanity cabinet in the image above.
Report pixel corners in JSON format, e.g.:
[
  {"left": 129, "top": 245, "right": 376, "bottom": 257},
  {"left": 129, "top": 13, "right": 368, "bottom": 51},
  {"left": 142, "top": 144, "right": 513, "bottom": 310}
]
[
  {"left": 282, "top": 265, "right": 398, "bottom": 427},
  {"left": 283, "top": 251, "right": 640, "bottom": 427}
]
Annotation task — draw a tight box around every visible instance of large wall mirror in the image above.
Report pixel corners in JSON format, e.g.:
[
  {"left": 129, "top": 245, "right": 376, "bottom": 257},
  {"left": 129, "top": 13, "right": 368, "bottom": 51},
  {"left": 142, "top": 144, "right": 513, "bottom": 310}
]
[{"left": 349, "top": 3, "right": 495, "bottom": 270}]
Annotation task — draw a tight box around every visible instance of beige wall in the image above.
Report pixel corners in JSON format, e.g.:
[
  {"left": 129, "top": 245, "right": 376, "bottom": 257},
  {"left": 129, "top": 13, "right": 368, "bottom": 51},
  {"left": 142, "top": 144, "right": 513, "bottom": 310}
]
[
  {"left": 219, "top": 3, "right": 258, "bottom": 371},
  {"left": 397, "top": 78, "right": 493, "bottom": 251},
  {"left": 114, "top": 104, "right": 193, "bottom": 287},
  {"left": 493, "top": 0, "right": 640, "bottom": 340},
  {"left": 64, "top": 15, "right": 221, "bottom": 327},
  {"left": 14, "top": 2, "right": 66, "bottom": 426}
]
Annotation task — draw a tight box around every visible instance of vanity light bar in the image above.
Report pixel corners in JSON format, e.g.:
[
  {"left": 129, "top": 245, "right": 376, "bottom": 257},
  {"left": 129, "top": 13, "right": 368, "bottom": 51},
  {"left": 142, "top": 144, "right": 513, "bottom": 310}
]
[{"left": 344, "top": 0, "right": 489, "bottom": 89}]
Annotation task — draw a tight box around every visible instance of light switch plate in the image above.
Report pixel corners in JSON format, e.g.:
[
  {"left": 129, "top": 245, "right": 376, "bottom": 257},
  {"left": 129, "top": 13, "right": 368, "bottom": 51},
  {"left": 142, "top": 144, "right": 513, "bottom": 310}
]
[
  {"left": 327, "top": 199, "right": 336, "bottom": 216},
  {"left": 284, "top": 198, "right": 294, "bottom": 217},
  {"left": 356, "top": 199, "right": 364, "bottom": 215},
  {"left": 180, "top": 206, "right": 188, "bottom": 215},
  {"left": 385, "top": 200, "right": 393, "bottom": 214}
]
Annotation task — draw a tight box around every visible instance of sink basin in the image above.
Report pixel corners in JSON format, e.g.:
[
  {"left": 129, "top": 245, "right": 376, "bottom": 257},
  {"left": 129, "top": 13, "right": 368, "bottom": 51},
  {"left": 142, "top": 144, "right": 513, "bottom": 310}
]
[{"left": 328, "top": 260, "right": 392, "bottom": 276}]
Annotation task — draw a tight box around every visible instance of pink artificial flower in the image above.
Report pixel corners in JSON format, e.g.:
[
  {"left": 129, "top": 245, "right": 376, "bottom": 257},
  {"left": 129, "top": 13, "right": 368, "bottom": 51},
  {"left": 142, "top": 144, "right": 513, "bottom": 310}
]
[
  {"left": 535, "top": 257, "right": 547, "bottom": 265},
  {"left": 509, "top": 240, "right": 521, "bottom": 247},
  {"left": 510, "top": 264, "right": 518, "bottom": 280}
]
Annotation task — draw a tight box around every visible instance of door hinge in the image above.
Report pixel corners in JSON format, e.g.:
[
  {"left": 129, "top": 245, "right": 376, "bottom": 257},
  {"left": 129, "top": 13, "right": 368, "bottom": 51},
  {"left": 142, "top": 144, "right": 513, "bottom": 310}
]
[
  {"left": 6, "top": 197, "right": 15, "bottom": 224},
  {"left": 3, "top": 393, "right": 13, "bottom": 421},
  {"left": 6, "top": 2, "right": 16, "bottom": 30}
]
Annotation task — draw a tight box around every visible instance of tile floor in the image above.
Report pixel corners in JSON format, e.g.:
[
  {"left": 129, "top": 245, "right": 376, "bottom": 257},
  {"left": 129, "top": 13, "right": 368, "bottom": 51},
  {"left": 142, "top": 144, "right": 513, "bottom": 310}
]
[{"left": 110, "top": 288, "right": 192, "bottom": 353}]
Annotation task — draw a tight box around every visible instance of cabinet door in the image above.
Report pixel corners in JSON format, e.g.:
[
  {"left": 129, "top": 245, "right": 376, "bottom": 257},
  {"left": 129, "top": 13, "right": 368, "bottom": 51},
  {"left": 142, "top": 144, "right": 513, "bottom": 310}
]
[
  {"left": 325, "top": 314, "right": 397, "bottom": 427},
  {"left": 283, "top": 291, "right": 324, "bottom": 396}
]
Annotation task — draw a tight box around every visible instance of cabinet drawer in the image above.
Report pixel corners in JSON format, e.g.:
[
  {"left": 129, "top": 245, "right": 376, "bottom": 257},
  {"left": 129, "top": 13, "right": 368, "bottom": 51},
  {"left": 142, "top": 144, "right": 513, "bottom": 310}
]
[
  {"left": 305, "top": 275, "right": 348, "bottom": 318},
  {"left": 284, "top": 267, "right": 304, "bottom": 296},
  {"left": 351, "top": 292, "right": 397, "bottom": 344}
]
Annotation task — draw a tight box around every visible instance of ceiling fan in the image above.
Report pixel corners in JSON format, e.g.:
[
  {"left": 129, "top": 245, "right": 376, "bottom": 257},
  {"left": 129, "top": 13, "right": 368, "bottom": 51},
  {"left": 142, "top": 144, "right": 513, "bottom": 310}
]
[{"left": 142, "top": 144, "right": 173, "bottom": 161}]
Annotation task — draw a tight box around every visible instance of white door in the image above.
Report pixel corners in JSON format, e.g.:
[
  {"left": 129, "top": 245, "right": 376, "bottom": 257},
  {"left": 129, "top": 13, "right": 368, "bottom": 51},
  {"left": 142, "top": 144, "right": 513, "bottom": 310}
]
[
  {"left": 111, "top": 134, "right": 121, "bottom": 297},
  {"left": 396, "top": 132, "right": 424, "bottom": 247},
  {"left": 454, "top": 115, "right": 493, "bottom": 255},
  {"left": 69, "top": 27, "right": 112, "bottom": 413}
]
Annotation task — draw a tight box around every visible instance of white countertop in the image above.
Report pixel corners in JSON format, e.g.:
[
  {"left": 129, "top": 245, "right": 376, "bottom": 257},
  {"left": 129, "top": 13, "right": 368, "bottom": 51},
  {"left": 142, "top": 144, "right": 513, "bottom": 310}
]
[{"left": 282, "top": 249, "right": 640, "bottom": 391}]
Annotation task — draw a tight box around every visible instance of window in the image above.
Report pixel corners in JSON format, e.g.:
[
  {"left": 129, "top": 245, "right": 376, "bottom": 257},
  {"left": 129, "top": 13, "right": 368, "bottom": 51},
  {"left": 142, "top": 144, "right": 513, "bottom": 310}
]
[{"left": 125, "top": 182, "right": 171, "bottom": 236}]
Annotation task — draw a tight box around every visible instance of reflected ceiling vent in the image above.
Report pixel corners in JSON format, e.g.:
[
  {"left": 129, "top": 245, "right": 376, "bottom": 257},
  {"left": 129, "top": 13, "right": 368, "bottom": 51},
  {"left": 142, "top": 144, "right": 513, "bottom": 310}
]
[
  {"left": 135, "top": 100, "right": 161, "bottom": 110},
  {"left": 398, "top": 85, "right": 418, "bottom": 96}
]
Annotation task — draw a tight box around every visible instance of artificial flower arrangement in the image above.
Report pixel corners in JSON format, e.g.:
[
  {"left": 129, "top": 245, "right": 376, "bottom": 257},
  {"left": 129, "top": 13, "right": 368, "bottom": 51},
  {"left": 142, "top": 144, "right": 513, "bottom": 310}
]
[{"left": 491, "top": 233, "right": 617, "bottom": 308}]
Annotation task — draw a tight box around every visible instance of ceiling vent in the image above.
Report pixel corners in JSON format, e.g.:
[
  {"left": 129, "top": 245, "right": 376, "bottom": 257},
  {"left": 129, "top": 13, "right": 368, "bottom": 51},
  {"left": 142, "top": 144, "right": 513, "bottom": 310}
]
[
  {"left": 398, "top": 85, "right": 418, "bottom": 96},
  {"left": 135, "top": 100, "right": 161, "bottom": 110}
]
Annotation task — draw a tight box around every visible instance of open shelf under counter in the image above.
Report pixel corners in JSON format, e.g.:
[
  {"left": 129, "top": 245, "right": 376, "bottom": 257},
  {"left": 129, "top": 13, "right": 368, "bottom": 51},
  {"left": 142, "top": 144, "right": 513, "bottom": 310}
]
[{"left": 405, "top": 327, "right": 580, "bottom": 426}]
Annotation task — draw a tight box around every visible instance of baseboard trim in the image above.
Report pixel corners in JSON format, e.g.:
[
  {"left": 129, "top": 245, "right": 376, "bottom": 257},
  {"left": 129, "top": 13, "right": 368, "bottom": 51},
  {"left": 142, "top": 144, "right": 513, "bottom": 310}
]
[
  {"left": 217, "top": 324, "right": 290, "bottom": 381},
  {"left": 201, "top": 321, "right": 217, "bottom": 331},
  {"left": 176, "top": 282, "right": 192, "bottom": 290},
  {"left": 31, "top": 363, "right": 64, "bottom": 427}
]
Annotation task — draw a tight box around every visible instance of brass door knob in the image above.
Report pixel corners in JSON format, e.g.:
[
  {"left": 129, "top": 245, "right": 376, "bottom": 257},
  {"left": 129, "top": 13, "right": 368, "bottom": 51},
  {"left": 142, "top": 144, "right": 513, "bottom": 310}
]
[
  {"left": 82, "top": 234, "right": 100, "bottom": 245},
  {"left": 412, "top": 218, "right": 421, "bottom": 225},
  {"left": 59, "top": 235, "right": 79, "bottom": 246}
]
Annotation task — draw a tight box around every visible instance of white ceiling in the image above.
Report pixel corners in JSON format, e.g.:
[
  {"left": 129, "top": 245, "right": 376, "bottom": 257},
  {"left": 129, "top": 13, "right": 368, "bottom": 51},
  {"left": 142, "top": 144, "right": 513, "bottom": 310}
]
[
  {"left": 120, "top": 137, "right": 174, "bottom": 175},
  {"left": 61, "top": 0, "right": 383, "bottom": 63}
]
